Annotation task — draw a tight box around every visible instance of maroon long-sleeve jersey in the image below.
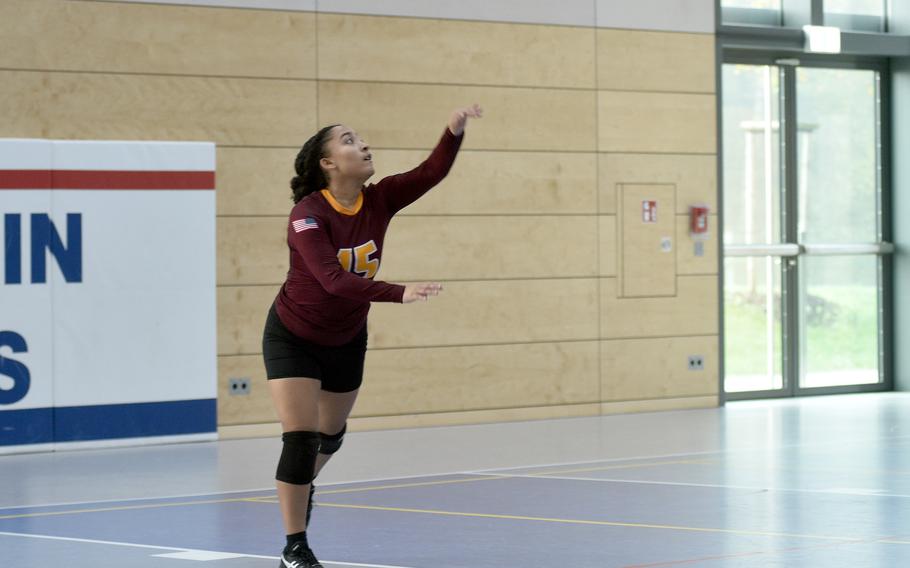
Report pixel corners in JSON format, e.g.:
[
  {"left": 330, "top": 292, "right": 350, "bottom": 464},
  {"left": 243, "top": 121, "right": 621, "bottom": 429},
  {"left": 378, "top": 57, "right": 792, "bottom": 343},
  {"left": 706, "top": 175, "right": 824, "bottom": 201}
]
[{"left": 274, "top": 128, "right": 463, "bottom": 346}]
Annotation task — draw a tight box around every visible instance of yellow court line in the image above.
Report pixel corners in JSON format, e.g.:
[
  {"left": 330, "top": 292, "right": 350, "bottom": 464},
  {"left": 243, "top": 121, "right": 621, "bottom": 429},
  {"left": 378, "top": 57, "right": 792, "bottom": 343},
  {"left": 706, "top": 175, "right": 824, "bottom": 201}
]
[
  {"left": 0, "top": 497, "right": 258, "bottom": 521},
  {"left": 316, "top": 502, "right": 906, "bottom": 545}
]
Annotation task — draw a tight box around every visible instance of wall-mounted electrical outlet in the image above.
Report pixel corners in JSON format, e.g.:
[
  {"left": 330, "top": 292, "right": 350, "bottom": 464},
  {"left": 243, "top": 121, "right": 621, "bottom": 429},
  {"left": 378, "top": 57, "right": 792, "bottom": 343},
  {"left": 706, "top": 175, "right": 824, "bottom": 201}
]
[
  {"left": 687, "top": 355, "right": 704, "bottom": 371},
  {"left": 228, "top": 377, "right": 251, "bottom": 395}
]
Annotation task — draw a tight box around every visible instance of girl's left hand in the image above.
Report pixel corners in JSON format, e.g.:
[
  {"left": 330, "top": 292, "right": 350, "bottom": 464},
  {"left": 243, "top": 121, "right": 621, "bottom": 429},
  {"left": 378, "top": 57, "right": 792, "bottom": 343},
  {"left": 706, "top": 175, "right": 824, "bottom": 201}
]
[{"left": 448, "top": 104, "right": 483, "bottom": 136}]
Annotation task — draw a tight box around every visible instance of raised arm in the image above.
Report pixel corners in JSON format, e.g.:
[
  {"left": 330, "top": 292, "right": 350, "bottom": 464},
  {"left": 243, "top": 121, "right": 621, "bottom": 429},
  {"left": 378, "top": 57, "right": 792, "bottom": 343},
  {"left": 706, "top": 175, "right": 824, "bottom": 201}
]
[{"left": 376, "top": 104, "right": 482, "bottom": 215}]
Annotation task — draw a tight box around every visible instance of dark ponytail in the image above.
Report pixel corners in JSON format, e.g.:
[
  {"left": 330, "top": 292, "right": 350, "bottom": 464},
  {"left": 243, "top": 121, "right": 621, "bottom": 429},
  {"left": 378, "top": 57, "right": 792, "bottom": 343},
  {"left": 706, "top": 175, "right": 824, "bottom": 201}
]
[{"left": 290, "top": 124, "right": 339, "bottom": 203}]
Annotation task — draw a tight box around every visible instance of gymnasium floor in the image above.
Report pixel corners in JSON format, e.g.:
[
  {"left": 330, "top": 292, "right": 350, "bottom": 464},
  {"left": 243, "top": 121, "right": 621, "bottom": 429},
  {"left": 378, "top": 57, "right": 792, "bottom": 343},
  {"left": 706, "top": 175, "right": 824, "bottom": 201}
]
[{"left": 2, "top": 392, "right": 909, "bottom": 567}]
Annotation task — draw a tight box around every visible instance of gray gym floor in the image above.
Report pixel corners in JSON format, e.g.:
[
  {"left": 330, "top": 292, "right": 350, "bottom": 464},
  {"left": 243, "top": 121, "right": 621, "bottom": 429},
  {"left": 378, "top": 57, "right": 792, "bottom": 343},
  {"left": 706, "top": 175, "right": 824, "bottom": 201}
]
[{"left": 2, "top": 392, "right": 910, "bottom": 567}]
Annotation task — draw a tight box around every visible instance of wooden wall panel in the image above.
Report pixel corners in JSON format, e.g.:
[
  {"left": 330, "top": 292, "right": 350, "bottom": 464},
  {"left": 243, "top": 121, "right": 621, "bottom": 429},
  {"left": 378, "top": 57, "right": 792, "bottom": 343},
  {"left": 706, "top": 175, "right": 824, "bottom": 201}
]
[
  {"left": 357, "top": 341, "right": 600, "bottom": 415},
  {"left": 600, "top": 336, "right": 719, "bottom": 401},
  {"left": 599, "top": 216, "right": 618, "bottom": 277},
  {"left": 598, "top": 91, "right": 716, "bottom": 154},
  {"left": 216, "top": 148, "right": 297, "bottom": 216},
  {"left": 217, "top": 149, "right": 599, "bottom": 217},
  {"left": 0, "top": 71, "right": 317, "bottom": 146},
  {"left": 217, "top": 215, "right": 600, "bottom": 285},
  {"left": 219, "top": 279, "right": 599, "bottom": 354},
  {"left": 599, "top": 153, "right": 717, "bottom": 215},
  {"left": 597, "top": 29, "right": 715, "bottom": 93},
  {"left": 373, "top": 150, "right": 598, "bottom": 216},
  {"left": 318, "top": 81, "right": 597, "bottom": 151},
  {"left": 218, "top": 285, "right": 277, "bottom": 355},
  {"left": 218, "top": 342, "right": 600, "bottom": 425},
  {"left": 218, "top": 217, "right": 288, "bottom": 286},
  {"left": 367, "top": 278, "right": 599, "bottom": 348},
  {"left": 318, "top": 13, "right": 594, "bottom": 88},
  {"left": 218, "top": 355, "right": 272, "bottom": 425},
  {"left": 380, "top": 216, "right": 597, "bottom": 281},
  {"left": 601, "top": 275, "right": 718, "bottom": 338},
  {"left": 0, "top": 0, "right": 316, "bottom": 78}
]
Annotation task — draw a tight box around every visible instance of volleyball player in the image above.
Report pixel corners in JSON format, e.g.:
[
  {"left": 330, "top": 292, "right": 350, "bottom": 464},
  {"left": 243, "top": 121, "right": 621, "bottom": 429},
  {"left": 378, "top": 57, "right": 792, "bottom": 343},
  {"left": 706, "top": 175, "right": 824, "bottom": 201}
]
[{"left": 262, "top": 104, "right": 483, "bottom": 568}]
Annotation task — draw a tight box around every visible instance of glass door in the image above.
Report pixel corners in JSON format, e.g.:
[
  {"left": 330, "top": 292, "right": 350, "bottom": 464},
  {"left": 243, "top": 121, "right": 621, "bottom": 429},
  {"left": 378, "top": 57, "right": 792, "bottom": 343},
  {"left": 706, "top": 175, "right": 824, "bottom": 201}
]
[
  {"left": 721, "top": 63, "right": 786, "bottom": 395},
  {"left": 721, "top": 58, "right": 892, "bottom": 399},
  {"left": 794, "top": 67, "right": 888, "bottom": 392}
]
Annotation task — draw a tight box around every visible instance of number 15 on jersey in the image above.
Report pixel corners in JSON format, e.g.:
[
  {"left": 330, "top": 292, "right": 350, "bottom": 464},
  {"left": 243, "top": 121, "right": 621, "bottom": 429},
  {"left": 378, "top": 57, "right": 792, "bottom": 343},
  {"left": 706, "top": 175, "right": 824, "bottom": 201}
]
[{"left": 336, "top": 240, "right": 379, "bottom": 279}]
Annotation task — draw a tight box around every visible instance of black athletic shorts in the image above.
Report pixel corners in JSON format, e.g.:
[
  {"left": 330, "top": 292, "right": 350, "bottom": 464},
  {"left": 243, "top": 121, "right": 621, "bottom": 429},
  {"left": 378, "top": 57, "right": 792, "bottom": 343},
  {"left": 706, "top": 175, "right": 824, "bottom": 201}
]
[{"left": 262, "top": 303, "right": 367, "bottom": 393}]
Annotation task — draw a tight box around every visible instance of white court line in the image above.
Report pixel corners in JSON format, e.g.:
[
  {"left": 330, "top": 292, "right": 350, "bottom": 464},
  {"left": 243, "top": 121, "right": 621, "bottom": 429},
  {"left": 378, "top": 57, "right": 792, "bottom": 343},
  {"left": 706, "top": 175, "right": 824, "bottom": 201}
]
[
  {"left": 0, "top": 531, "right": 416, "bottom": 568},
  {"left": 476, "top": 472, "right": 910, "bottom": 499}
]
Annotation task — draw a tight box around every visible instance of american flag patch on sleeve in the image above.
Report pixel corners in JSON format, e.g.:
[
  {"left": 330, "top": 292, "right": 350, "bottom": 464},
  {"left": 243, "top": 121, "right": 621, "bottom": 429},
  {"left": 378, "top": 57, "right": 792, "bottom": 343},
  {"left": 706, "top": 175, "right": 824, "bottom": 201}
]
[{"left": 292, "top": 217, "right": 319, "bottom": 233}]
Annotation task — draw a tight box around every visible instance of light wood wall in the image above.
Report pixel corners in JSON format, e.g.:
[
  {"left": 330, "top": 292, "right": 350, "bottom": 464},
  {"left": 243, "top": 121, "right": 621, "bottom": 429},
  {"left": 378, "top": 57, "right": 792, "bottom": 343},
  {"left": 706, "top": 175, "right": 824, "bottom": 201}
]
[{"left": 1, "top": 0, "right": 719, "bottom": 434}]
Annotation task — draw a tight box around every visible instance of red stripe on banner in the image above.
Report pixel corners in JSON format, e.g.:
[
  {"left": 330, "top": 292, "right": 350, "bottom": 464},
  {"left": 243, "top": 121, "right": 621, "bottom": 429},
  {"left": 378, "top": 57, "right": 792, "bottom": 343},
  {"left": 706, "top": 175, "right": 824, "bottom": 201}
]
[
  {"left": 0, "top": 170, "right": 53, "bottom": 189},
  {"left": 0, "top": 170, "right": 215, "bottom": 190}
]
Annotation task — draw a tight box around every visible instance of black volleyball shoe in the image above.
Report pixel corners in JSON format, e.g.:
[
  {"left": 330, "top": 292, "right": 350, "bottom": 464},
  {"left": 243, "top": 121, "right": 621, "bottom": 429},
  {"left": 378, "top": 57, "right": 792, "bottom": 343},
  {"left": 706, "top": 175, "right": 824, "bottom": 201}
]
[{"left": 280, "top": 541, "right": 323, "bottom": 568}]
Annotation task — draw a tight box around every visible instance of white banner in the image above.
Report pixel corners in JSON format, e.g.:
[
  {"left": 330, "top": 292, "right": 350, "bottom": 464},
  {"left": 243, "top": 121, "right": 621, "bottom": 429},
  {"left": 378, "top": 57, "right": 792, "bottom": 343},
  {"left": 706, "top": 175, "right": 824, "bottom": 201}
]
[{"left": 0, "top": 140, "right": 217, "bottom": 450}]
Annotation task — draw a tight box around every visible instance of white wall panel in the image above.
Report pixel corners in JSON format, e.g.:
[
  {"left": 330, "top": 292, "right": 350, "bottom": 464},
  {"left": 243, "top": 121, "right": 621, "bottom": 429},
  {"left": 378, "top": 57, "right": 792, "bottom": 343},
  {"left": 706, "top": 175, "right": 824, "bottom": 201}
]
[{"left": 596, "top": 0, "right": 714, "bottom": 33}]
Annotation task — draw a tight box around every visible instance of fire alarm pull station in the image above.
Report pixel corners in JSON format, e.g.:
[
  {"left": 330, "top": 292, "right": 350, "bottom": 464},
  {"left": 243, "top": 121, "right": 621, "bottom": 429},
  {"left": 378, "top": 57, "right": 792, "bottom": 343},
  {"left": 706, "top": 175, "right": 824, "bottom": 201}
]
[{"left": 689, "top": 204, "right": 709, "bottom": 257}]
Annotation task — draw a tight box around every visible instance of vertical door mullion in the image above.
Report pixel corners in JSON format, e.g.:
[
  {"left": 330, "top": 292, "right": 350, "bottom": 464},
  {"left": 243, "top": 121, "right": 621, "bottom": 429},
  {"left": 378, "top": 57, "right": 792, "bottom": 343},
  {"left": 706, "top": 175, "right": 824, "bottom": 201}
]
[
  {"left": 780, "top": 63, "right": 799, "bottom": 397},
  {"left": 876, "top": 69, "right": 892, "bottom": 390}
]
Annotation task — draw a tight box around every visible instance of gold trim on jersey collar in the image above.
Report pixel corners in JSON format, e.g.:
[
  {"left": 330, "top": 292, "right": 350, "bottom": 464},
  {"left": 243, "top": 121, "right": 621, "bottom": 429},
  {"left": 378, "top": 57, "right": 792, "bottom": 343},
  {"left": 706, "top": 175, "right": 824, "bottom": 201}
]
[{"left": 320, "top": 189, "right": 363, "bottom": 216}]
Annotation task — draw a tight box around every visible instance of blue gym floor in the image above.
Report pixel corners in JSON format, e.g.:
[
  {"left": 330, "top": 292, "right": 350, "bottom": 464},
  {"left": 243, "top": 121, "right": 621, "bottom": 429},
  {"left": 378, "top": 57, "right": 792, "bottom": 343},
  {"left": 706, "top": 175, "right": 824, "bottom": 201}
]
[{"left": 2, "top": 393, "right": 910, "bottom": 567}]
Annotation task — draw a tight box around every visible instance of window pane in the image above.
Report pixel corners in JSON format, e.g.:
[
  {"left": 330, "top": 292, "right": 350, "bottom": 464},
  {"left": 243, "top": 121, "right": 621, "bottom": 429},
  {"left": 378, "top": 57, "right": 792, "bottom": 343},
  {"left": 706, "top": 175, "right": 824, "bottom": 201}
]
[
  {"left": 722, "top": 0, "right": 782, "bottom": 25},
  {"left": 723, "top": 0, "right": 780, "bottom": 8},
  {"left": 825, "top": 0, "right": 885, "bottom": 31},
  {"left": 722, "top": 64, "right": 782, "bottom": 245},
  {"left": 826, "top": 0, "right": 883, "bottom": 16},
  {"left": 796, "top": 68, "right": 878, "bottom": 244},
  {"left": 799, "top": 255, "right": 880, "bottom": 388},
  {"left": 724, "top": 256, "right": 784, "bottom": 393}
]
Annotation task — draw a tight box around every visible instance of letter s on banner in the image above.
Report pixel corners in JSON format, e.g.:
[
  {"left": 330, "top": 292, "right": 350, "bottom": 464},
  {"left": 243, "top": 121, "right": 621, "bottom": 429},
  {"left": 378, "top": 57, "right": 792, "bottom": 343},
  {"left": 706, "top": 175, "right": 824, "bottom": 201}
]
[{"left": 0, "top": 331, "right": 30, "bottom": 405}]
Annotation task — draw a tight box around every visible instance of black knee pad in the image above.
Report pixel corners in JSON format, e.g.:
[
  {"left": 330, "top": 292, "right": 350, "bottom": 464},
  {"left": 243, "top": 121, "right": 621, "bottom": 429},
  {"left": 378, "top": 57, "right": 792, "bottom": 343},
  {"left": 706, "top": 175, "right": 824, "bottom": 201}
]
[
  {"left": 276, "top": 431, "right": 320, "bottom": 485},
  {"left": 319, "top": 424, "right": 346, "bottom": 455}
]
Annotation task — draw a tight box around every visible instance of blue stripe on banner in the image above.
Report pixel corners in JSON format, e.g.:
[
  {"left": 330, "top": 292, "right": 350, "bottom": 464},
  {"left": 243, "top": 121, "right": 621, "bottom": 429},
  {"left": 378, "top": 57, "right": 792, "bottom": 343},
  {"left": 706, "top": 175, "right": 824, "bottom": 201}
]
[
  {"left": 53, "top": 399, "right": 216, "bottom": 442},
  {"left": 0, "top": 407, "right": 54, "bottom": 446}
]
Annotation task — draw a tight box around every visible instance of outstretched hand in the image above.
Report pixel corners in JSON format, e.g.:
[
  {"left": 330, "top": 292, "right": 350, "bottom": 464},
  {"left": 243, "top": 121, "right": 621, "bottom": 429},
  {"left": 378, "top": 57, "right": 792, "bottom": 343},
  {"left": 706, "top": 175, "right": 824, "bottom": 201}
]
[
  {"left": 447, "top": 104, "right": 483, "bottom": 136},
  {"left": 402, "top": 282, "right": 443, "bottom": 304}
]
